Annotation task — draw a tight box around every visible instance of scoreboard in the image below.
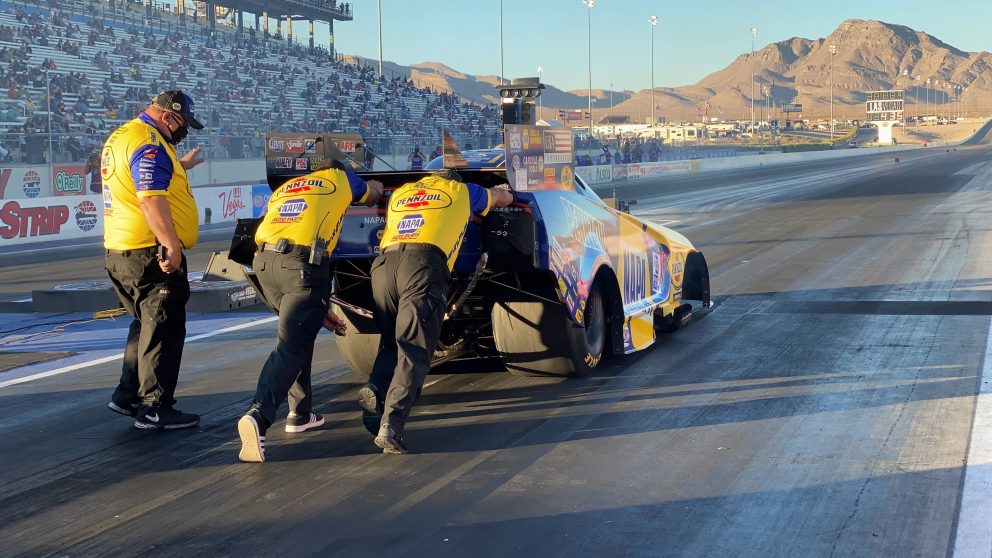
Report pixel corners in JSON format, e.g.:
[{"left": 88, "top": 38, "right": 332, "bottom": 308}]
[{"left": 866, "top": 90, "right": 904, "bottom": 121}]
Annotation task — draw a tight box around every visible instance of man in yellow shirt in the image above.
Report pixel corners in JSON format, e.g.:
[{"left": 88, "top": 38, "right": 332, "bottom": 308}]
[
  {"left": 237, "top": 159, "right": 383, "bottom": 463},
  {"left": 102, "top": 90, "right": 205, "bottom": 430},
  {"left": 362, "top": 169, "right": 513, "bottom": 453}
]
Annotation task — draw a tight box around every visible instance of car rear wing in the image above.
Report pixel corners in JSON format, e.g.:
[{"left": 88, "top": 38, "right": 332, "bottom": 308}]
[{"left": 263, "top": 132, "right": 368, "bottom": 190}]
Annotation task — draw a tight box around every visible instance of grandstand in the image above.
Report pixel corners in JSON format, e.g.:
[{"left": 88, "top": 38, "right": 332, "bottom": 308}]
[{"left": 0, "top": 0, "right": 502, "bottom": 166}]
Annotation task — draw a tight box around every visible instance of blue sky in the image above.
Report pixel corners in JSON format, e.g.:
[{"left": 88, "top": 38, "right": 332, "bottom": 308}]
[{"left": 317, "top": 0, "right": 991, "bottom": 93}]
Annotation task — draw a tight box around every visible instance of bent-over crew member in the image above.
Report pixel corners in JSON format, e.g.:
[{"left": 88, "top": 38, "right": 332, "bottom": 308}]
[
  {"left": 237, "top": 159, "right": 383, "bottom": 463},
  {"left": 362, "top": 169, "right": 513, "bottom": 453}
]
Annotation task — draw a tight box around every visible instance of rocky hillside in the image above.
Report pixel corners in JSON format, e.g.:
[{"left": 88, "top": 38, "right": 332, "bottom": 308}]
[{"left": 346, "top": 19, "right": 992, "bottom": 122}]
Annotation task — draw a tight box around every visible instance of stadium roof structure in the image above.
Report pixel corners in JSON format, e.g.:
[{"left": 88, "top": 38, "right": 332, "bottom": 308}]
[{"left": 217, "top": 0, "right": 353, "bottom": 22}]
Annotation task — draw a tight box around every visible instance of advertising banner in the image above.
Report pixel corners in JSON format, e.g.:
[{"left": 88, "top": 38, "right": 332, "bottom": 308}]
[
  {"left": 0, "top": 166, "right": 52, "bottom": 199},
  {"left": 195, "top": 185, "right": 254, "bottom": 225},
  {"left": 51, "top": 164, "right": 88, "bottom": 197},
  {"left": 574, "top": 165, "right": 613, "bottom": 186},
  {"left": 504, "top": 124, "right": 575, "bottom": 192},
  {"left": 0, "top": 194, "right": 103, "bottom": 246},
  {"left": 251, "top": 183, "right": 272, "bottom": 218}
]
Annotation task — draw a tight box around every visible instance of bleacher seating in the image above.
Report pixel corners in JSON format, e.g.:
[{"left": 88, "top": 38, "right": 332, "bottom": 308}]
[{"left": 0, "top": 0, "right": 502, "bottom": 164}]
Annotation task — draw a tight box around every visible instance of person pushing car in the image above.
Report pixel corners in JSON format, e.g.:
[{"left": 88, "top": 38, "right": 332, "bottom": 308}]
[{"left": 361, "top": 169, "right": 513, "bottom": 454}]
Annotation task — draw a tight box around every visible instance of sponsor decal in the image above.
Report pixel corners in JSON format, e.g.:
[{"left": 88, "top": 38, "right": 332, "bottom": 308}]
[
  {"left": 285, "top": 138, "right": 305, "bottom": 154},
  {"left": 362, "top": 216, "right": 385, "bottom": 224},
  {"left": 277, "top": 198, "right": 307, "bottom": 217},
  {"left": 218, "top": 188, "right": 247, "bottom": 219},
  {"left": 622, "top": 250, "right": 647, "bottom": 304},
  {"left": 230, "top": 285, "right": 256, "bottom": 303},
  {"left": 0, "top": 200, "right": 69, "bottom": 239},
  {"left": 396, "top": 213, "right": 425, "bottom": 235},
  {"left": 391, "top": 188, "right": 452, "bottom": 211},
  {"left": 295, "top": 158, "right": 309, "bottom": 170},
  {"left": 304, "top": 139, "right": 318, "bottom": 154},
  {"left": 74, "top": 199, "right": 98, "bottom": 231},
  {"left": 22, "top": 170, "right": 41, "bottom": 198},
  {"left": 309, "top": 157, "right": 323, "bottom": 170},
  {"left": 651, "top": 251, "right": 664, "bottom": 294},
  {"left": 274, "top": 157, "right": 292, "bottom": 169},
  {"left": 103, "top": 188, "right": 113, "bottom": 215},
  {"left": 268, "top": 137, "right": 285, "bottom": 152},
  {"left": 253, "top": 193, "right": 267, "bottom": 208},
  {"left": 671, "top": 252, "right": 685, "bottom": 288},
  {"left": 100, "top": 147, "right": 113, "bottom": 180}
]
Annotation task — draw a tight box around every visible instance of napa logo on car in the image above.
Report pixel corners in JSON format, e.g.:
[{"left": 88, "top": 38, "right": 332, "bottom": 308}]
[
  {"left": 392, "top": 213, "right": 425, "bottom": 240},
  {"left": 271, "top": 198, "right": 307, "bottom": 223},
  {"left": 391, "top": 188, "right": 452, "bottom": 212}
]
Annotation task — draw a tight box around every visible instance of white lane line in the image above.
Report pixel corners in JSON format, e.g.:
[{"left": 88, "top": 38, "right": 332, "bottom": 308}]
[
  {"left": 0, "top": 316, "right": 278, "bottom": 389},
  {"left": 953, "top": 315, "right": 992, "bottom": 558}
]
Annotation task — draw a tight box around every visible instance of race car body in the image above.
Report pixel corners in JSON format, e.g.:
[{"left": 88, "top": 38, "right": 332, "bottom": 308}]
[{"left": 264, "top": 126, "right": 709, "bottom": 377}]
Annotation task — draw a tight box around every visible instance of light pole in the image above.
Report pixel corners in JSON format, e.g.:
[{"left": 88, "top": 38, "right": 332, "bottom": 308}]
[
  {"left": 926, "top": 78, "right": 931, "bottom": 123},
  {"left": 376, "top": 0, "right": 383, "bottom": 76},
  {"left": 829, "top": 43, "right": 836, "bottom": 141},
  {"left": 584, "top": 0, "right": 595, "bottom": 139},
  {"left": 749, "top": 27, "right": 757, "bottom": 141},
  {"left": 609, "top": 81, "right": 613, "bottom": 115},
  {"left": 499, "top": 0, "right": 504, "bottom": 85},
  {"left": 649, "top": 15, "right": 658, "bottom": 127}
]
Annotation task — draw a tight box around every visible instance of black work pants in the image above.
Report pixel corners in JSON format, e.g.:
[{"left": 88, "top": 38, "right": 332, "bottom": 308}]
[
  {"left": 251, "top": 249, "right": 329, "bottom": 426},
  {"left": 106, "top": 249, "right": 190, "bottom": 407},
  {"left": 369, "top": 244, "right": 449, "bottom": 434}
]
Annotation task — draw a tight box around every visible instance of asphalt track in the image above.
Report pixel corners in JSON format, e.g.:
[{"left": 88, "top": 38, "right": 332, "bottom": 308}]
[{"left": 3, "top": 139, "right": 992, "bottom": 557}]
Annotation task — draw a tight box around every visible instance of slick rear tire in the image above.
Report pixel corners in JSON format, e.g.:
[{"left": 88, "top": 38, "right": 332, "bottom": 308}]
[
  {"left": 492, "top": 287, "right": 606, "bottom": 377},
  {"left": 333, "top": 308, "right": 381, "bottom": 376}
]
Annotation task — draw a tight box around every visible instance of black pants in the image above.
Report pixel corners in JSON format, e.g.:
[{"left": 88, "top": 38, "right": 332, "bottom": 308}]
[
  {"left": 251, "top": 249, "right": 329, "bottom": 426},
  {"left": 369, "top": 244, "right": 450, "bottom": 434},
  {"left": 106, "top": 249, "right": 190, "bottom": 407}
]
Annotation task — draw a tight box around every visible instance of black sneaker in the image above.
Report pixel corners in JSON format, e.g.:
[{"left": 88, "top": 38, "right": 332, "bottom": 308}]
[
  {"left": 107, "top": 395, "right": 140, "bottom": 417},
  {"left": 284, "top": 412, "right": 324, "bottom": 433},
  {"left": 238, "top": 407, "right": 267, "bottom": 463},
  {"left": 374, "top": 424, "right": 408, "bottom": 455},
  {"left": 358, "top": 384, "right": 382, "bottom": 436},
  {"left": 133, "top": 405, "right": 200, "bottom": 430}
]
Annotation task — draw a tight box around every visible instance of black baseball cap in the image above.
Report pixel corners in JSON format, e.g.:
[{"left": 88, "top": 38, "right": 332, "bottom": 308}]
[{"left": 151, "top": 90, "right": 204, "bottom": 129}]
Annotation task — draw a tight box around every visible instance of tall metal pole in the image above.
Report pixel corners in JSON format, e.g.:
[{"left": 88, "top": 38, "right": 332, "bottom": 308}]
[
  {"left": 377, "top": 0, "right": 382, "bottom": 76},
  {"left": 649, "top": 16, "right": 658, "bottom": 127},
  {"left": 750, "top": 27, "right": 757, "bottom": 141},
  {"left": 46, "top": 68, "right": 53, "bottom": 167},
  {"left": 829, "top": 44, "right": 836, "bottom": 141},
  {"left": 585, "top": 0, "right": 594, "bottom": 139},
  {"left": 499, "top": 0, "right": 504, "bottom": 85},
  {"left": 537, "top": 66, "right": 543, "bottom": 115}
]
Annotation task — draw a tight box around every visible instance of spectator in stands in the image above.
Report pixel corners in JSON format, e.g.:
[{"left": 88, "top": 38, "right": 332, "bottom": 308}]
[
  {"left": 428, "top": 145, "right": 442, "bottom": 162},
  {"left": 408, "top": 146, "right": 424, "bottom": 170},
  {"left": 85, "top": 152, "right": 102, "bottom": 193}
]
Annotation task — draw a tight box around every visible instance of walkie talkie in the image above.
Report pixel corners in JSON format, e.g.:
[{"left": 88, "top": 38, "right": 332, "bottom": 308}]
[{"left": 309, "top": 238, "right": 327, "bottom": 266}]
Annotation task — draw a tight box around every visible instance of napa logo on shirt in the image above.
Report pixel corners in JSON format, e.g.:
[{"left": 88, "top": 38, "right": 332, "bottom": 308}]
[
  {"left": 271, "top": 198, "right": 308, "bottom": 223},
  {"left": 394, "top": 213, "right": 425, "bottom": 240},
  {"left": 391, "top": 188, "right": 452, "bottom": 212}
]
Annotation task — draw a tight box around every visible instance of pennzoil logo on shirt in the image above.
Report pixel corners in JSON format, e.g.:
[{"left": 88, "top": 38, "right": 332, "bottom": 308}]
[
  {"left": 282, "top": 177, "right": 335, "bottom": 195},
  {"left": 271, "top": 198, "right": 307, "bottom": 223},
  {"left": 390, "top": 188, "right": 452, "bottom": 212}
]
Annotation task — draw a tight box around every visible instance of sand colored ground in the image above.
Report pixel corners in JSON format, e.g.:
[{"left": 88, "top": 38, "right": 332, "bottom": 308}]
[{"left": 891, "top": 119, "right": 990, "bottom": 145}]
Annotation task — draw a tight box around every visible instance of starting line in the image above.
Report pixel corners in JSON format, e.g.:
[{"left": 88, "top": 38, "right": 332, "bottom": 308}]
[{"left": 0, "top": 315, "right": 278, "bottom": 389}]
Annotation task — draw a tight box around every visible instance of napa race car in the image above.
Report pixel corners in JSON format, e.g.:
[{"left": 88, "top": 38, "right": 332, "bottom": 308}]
[{"left": 263, "top": 126, "right": 710, "bottom": 377}]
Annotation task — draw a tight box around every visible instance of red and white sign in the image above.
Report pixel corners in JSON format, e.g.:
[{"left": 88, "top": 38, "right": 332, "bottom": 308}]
[{"left": 0, "top": 194, "right": 104, "bottom": 246}]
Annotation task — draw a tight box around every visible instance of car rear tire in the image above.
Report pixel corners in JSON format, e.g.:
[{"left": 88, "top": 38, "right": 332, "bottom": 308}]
[
  {"left": 333, "top": 308, "right": 381, "bottom": 376},
  {"left": 492, "top": 286, "right": 607, "bottom": 377}
]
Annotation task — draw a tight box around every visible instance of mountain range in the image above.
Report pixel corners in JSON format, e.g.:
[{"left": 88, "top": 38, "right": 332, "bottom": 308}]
[{"left": 344, "top": 19, "right": 992, "bottom": 123}]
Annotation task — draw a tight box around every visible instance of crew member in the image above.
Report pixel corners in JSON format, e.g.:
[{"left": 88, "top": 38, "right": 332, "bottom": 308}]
[
  {"left": 237, "top": 159, "right": 383, "bottom": 463},
  {"left": 408, "top": 146, "right": 424, "bottom": 170},
  {"left": 428, "top": 145, "right": 442, "bottom": 163},
  {"left": 103, "top": 90, "right": 205, "bottom": 429},
  {"left": 361, "top": 169, "right": 513, "bottom": 453}
]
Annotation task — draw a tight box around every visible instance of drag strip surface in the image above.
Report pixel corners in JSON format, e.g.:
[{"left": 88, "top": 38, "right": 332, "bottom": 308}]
[{"left": 2, "top": 143, "right": 992, "bottom": 556}]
